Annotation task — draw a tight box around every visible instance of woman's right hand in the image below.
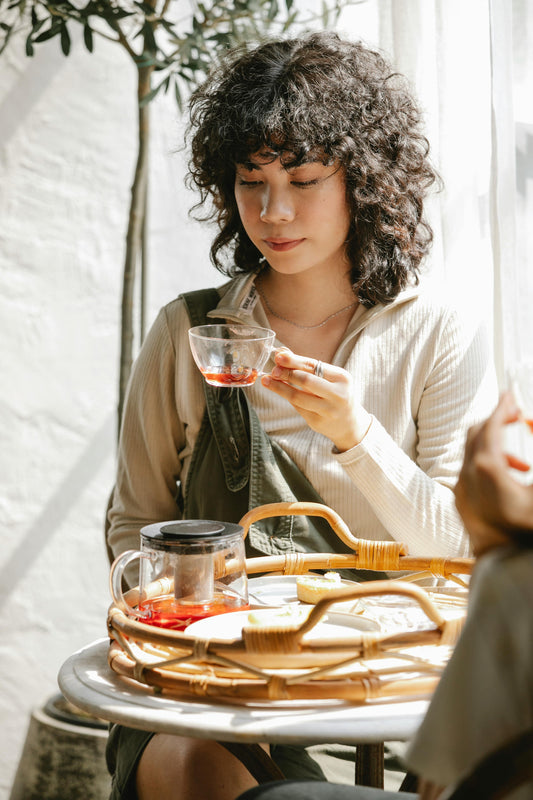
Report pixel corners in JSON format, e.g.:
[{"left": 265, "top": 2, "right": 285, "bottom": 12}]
[
  {"left": 261, "top": 347, "right": 372, "bottom": 453},
  {"left": 454, "top": 391, "right": 533, "bottom": 556}
]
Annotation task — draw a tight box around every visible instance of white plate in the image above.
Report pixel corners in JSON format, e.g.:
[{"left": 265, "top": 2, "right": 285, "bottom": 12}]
[
  {"left": 247, "top": 575, "right": 301, "bottom": 605},
  {"left": 186, "top": 608, "right": 379, "bottom": 641},
  {"left": 247, "top": 574, "right": 359, "bottom": 607}
]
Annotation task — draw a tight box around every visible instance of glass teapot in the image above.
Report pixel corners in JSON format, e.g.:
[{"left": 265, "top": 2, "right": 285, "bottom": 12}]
[{"left": 110, "top": 519, "right": 249, "bottom": 631}]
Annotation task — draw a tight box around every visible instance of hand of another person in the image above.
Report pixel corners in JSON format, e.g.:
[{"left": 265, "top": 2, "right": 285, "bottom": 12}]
[
  {"left": 454, "top": 391, "right": 533, "bottom": 556},
  {"left": 261, "top": 348, "right": 371, "bottom": 452}
]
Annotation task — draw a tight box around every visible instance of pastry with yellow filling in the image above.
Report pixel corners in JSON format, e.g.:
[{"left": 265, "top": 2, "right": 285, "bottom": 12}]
[{"left": 295, "top": 572, "right": 347, "bottom": 604}]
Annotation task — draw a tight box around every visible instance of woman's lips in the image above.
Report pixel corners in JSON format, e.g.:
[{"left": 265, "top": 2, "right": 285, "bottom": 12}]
[{"left": 264, "top": 238, "right": 305, "bottom": 252}]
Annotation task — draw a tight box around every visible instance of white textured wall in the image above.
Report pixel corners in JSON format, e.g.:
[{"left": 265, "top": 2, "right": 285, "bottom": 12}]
[{"left": 0, "top": 31, "right": 212, "bottom": 797}]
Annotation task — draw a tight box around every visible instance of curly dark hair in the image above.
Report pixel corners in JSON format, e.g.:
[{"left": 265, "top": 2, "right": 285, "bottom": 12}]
[{"left": 187, "top": 31, "right": 440, "bottom": 306}]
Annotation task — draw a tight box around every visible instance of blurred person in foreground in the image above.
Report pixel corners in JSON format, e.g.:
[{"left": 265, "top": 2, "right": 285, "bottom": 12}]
[{"left": 237, "top": 390, "right": 533, "bottom": 800}]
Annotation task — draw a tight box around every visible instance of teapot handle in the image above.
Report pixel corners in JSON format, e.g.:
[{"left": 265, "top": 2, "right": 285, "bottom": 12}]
[{"left": 109, "top": 550, "right": 150, "bottom": 617}]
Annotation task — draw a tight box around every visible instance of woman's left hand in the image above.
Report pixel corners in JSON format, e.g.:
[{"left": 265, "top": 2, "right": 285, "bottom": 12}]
[{"left": 261, "top": 348, "right": 371, "bottom": 452}]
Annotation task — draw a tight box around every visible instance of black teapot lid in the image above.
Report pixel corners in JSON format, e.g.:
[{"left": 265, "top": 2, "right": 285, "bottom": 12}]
[{"left": 140, "top": 519, "right": 244, "bottom": 546}]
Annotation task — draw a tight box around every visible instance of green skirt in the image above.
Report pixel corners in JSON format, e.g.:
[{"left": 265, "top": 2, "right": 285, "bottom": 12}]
[{"left": 105, "top": 725, "right": 329, "bottom": 799}]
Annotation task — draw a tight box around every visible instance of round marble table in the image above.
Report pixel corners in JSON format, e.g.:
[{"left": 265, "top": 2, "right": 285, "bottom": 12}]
[{"left": 58, "top": 638, "right": 429, "bottom": 787}]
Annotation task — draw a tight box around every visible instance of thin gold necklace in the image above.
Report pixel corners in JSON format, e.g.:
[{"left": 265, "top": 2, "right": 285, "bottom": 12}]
[{"left": 255, "top": 278, "right": 357, "bottom": 330}]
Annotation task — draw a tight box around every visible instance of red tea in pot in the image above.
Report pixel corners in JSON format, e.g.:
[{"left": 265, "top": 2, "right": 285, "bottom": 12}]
[{"left": 138, "top": 593, "right": 249, "bottom": 631}]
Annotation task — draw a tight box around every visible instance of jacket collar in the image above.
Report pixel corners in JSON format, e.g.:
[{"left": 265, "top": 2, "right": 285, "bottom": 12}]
[
  {"left": 207, "top": 272, "right": 263, "bottom": 324},
  {"left": 208, "top": 270, "right": 422, "bottom": 332}
]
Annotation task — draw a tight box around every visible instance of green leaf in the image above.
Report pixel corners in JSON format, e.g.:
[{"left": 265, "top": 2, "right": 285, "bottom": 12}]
[
  {"left": 83, "top": 23, "right": 93, "bottom": 51},
  {"left": 34, "top": 22, "right": 63, "bottom": 44},
  {"left": 209, "top": 31, "right": 231, "bottom": 46},
  {"left": 100, "top": 5, "right": 132, "bottom": 23},
  {"left": 282, "top": 9, "right": 298, "bottom": 31},
  {"left": 60, "top": 21, "right": 71, "bottom": 55},
  {"left": 160, "top": 19, "right": 175, "bottom": 34},
  {"left": 31, "top": 18, "right": 46, "bottom": 35},
  {"left": 174, "top": 78, "right": 183, "bottom": 111},
  {"left": 142, "top": 21, "right": 157, "bottom": 53},
  {"left": 25, "top": 32, "right": 34, "bottom": 56},
  {"left": 267, "top": 0, "right": 279, "bottom": 21},
  {"left": 134, "top": 1, "right": 155, "bottom": 14}
]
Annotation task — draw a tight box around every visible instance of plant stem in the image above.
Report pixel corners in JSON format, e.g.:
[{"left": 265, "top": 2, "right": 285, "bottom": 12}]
[{"left": 118, "top": 61, "right": 153, "bottom": 434}]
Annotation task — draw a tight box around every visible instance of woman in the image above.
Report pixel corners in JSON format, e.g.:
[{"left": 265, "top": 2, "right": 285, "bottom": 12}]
[{"left": 106, "top": 31, "right": 497, "bottom": 800}]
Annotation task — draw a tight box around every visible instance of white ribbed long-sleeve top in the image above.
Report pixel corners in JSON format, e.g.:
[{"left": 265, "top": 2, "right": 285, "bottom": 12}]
[{"left": 108, "top": 272, "right": 497, "bottom": 562}]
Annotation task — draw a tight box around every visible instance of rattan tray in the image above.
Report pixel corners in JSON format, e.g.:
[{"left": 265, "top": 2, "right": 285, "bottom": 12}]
[{"left": 107, "top": 502, "right": 472, "bottom": 704}]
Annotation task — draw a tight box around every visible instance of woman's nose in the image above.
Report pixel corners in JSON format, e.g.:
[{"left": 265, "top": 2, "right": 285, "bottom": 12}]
[{"left": 259, "top": 186, "right": 295, "bottom": 223}]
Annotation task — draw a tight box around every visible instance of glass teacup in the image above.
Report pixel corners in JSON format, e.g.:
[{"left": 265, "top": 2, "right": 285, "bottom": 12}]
[{"left": 188, "top": 324, "right": 275, "bottom": 387}]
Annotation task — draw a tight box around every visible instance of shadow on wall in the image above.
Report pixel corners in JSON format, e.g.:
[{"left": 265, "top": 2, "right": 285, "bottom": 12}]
[
  {"left": 0, "top": 43, "right": 68, "bottom": 146},
  {"left": 0, "top": 412, "right": 115, "bottom": 607}
]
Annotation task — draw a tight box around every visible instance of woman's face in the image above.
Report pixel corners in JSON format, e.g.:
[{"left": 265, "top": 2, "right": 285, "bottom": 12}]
[{"left": 234, "top": 153, "right": 352, "bottom": 280}]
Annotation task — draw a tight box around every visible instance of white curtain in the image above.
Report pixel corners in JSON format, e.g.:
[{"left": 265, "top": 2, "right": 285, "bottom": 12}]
[
  {"left": 336, "top": 0, "right": 531, "bottom": 388},
  {"left": 510, "top": 0, "right": 533, "bottom": 367}
]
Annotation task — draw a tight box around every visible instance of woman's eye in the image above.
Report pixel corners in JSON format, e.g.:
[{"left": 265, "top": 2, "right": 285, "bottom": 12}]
[
  {"left": 237, "top": 179, "right": 262, "bottom": 187},
  {"left": 291, "top": 178, "right": 320, "bottom": 188}
]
